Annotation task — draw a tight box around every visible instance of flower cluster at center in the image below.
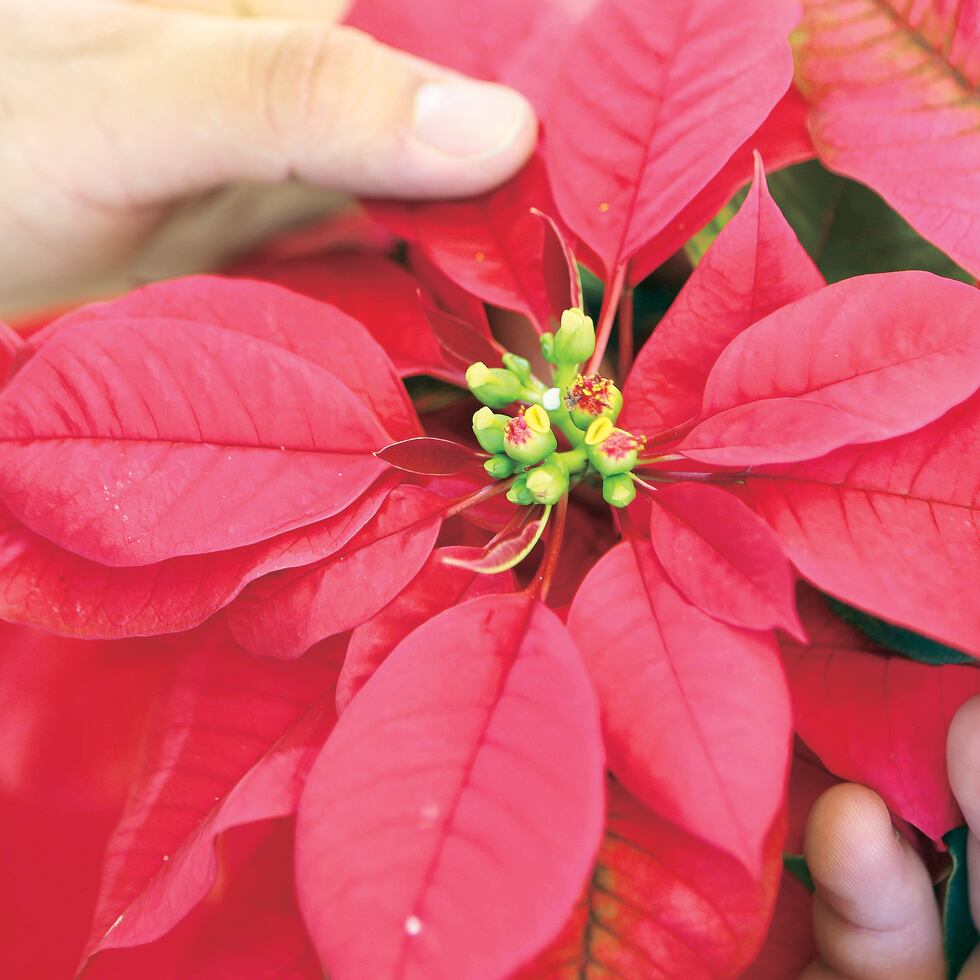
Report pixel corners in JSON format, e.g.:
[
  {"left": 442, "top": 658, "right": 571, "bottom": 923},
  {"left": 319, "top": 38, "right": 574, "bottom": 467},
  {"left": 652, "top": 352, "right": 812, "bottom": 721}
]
[{"left": 465, "top": 308, "right": 646, "bottom": 513}]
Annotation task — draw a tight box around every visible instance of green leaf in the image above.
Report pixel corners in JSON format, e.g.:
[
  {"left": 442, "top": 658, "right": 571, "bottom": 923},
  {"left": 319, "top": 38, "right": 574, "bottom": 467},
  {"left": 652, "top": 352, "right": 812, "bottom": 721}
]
[
  {"left": 825, "top": 598, "right": 975, "bottom": 666},
  {"left": 767, "top": 161, "right": 973, "bottom": 284},
  {"left": 783, "top": 852, "right": 815, "bottom": 893},
  {"left": 943, "top": 826, "right": 979, "bottom": 978}
]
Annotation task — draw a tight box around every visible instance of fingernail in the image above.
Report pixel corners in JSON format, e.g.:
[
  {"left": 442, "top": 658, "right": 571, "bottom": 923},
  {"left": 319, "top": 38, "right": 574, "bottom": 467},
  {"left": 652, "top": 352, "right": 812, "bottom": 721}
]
[{"left": 412, "top": 80, "right": 533, "bottom": 159}]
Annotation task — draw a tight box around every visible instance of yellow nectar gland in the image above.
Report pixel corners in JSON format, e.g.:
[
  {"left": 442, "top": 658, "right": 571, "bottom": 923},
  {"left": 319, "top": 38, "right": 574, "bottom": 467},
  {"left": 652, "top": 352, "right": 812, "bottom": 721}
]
[
  {"left": 524, "top": 404, "right": 551, "bottom": 434},
  {"left": 585, "top": 416, "right": 614, "bottom": 446}
]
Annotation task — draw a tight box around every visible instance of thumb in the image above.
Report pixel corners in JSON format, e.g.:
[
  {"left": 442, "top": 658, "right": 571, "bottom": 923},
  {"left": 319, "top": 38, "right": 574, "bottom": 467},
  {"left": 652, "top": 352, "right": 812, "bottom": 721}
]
[{"left": 101, "top": 10, "right": 538, "bottom": 201}]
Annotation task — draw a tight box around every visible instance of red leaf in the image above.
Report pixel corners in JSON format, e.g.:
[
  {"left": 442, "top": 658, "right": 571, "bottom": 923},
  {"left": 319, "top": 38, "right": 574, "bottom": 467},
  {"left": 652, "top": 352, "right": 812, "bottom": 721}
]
[
  {"left": 568, "top": 541, "right": 792, "bottom": 874},
  {"left": 516, "top": 779, "right": 785, "bottom": 980},
  {"left": 782, "top": 587, "right": 980, "bottom": 840},
  {"left": 628, "top": 87, "right": 816, "bottom": 283},
  {"left": 86, "top": 822, "right": 319, "bottom": 980},
  {"left": 376, "top": 437, "right": 487, "bottom": 477},
  {"left": 649, "top": 482, "right": 804, "bottom": 639},
  {"left": 407, "top": 245, "right": 493, "bottom": 330},
  {"left": 742, "top": 749, "right": 837, "bottom": 979},
  {"left": 0, "top": 315, "right": 390, "bottom": 566},
  {"left": 0, "top": 483, "right": 390, "bottom": 639},
  {"left": 544, "top": 0, "right": 798, "bottom": 276},
  {"left": 51, "top": 275, "right": 420, "bottom": 441},
  {"left": 81, "top": 623, "right": 345, "bottom": 966},
  {"left": 346, "top": 0, "right": 582, "bottom": 114},
  {"left": 369, "top": 155, "right": 560, "bottom": 331},
  {"left": 231, "top": 251, "right": 458, "bottom": 386},
  {"left": 337, "top": 546, "right": 514, "bottom": 713},
  {"left": 745, "top": 393, "right": 980, "bottom": 656},
  {"left": 228, "top": 487, "right": 445, "bottom": 660},
  {"left": 623, "top": 156, "right": 823, "bottom": 436},
  {"left": 295, "top": 594, "right": 604, "bottom": 979},
  {"left": 796, "top": 0, "right": 980, "bottom": 277},
  {"left": 0, "top": 624, "right": 168, "bottom": 980},
  {"left": 681, "top": 271, "right": 980, "bottom": 466}
]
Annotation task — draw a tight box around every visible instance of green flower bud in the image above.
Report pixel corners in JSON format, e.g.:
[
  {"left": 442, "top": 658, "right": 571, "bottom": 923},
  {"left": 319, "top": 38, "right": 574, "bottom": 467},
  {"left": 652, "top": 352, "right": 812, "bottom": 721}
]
[
  {"left": 525, "top": 459, "right": 569, "bottom": 505},
  {"left": 502, "top": 405, "right": 558, "bottom": 466},
  {"left": 553, "top": 307, "right": 595, "bottom": 365},
  {"left": 465, "top": 361, "right": 523, "bottom": 408},
  {"left": 472, "top": 406, "right": 509, "bottom": 453},
  {"left": 585, "top": 418, "right": 643, "bottom": 476},
  {"left": 540, "top": 332, "right": 557, "bottom": 364},
  {"left": 502, "top": 352, "right": 533, "bottom": 386},
  {"left": 564, "top": 373, "right": 623, "bottom": 430},
  {"left": 506, "top": 474, "right": 534, "bottom": 506},
  {"left": 602, "top": 473, "right": 636, "bottom": 509},
  {"left": 484, "top": 453, "right": 517, "bottom": 479}
]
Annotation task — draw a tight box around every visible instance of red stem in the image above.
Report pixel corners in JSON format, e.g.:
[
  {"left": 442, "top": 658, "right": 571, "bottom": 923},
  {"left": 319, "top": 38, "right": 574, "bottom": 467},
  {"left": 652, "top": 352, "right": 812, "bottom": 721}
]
[
  {"left": 585, "top": 263, "right": 627, "bottom": 376},
  {"left": 443, "top": 479, "right": 512, "bottom": 519},
  {"left": 527, "top": 493, "right": 569, "bottom": 602},
  {"left": 616, "top": 284, "right": 635, "bottom": 383}
]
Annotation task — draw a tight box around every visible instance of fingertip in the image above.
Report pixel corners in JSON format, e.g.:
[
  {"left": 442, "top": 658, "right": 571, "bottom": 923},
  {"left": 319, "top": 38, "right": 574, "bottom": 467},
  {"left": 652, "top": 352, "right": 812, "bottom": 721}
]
[
  {"left": 948, "top": 695, "right": 980, "bottom": 829},
  {"left": 804, "top": 784, "right": 902, "bottom": 924},
  {"left": 400, "top": 79, "right": 538, "bottom": 198}
]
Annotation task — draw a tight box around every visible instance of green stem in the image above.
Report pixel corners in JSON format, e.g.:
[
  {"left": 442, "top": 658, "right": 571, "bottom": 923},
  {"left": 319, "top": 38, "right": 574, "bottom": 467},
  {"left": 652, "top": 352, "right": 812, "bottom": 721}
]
[{"left": 554, "top": 447, "right": 588, "bottom": 475}]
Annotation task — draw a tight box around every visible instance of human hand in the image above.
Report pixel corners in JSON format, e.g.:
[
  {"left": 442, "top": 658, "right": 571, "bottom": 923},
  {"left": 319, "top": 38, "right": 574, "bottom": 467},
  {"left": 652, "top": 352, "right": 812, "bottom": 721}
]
[
  {"left": 0, "top": 0, "right": 536, "bottom": 315},
  {"left": 801, "top": 696, "right": 980, "bottom": 978}
]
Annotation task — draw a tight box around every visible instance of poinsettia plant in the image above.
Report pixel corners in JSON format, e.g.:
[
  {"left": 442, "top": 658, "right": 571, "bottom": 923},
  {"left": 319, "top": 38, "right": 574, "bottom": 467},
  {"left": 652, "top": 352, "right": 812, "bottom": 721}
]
[{"left": 3, "top": 0, "right": 980, "bottom": 977}]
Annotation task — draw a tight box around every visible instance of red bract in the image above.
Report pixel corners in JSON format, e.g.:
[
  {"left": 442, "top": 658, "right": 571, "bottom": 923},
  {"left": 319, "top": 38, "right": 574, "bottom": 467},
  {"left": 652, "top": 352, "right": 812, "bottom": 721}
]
[
  {"left": 796, "top": 0, "right": 980, "bottom": 277},
  {"left": 4, "top": 2, "right": 980, "bottom": 977}
]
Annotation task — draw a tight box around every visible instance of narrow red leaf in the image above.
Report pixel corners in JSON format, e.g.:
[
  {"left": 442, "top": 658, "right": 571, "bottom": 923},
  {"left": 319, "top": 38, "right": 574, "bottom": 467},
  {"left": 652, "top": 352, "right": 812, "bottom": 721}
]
[
  {"left": 407, "top": 245, "right": 493, "bottom": 330},
  {"left": 530, "top": 207, "right": 583, "bottom": 315},
  {"left": 544, "top": 0, "right": 798, "bottom": 276},
  {"left": 81, "top": 623, "right": 345, "bottom": 966},
  {"left": 516, "top": 779, "right": 785, "bottom": 980},
  {"left": 440, "top": 510, "right": 550, "bottom": 574},
  {"left": 376, "top": 437, "right": 487, "bottom": 477},
  {"left": 48, "top": 275, "right": 420, "bottom": 441},
  {"left": 628, "top": 87, "right": 816, "bottom": 283},
  {"left": 622, "top": 156, "right": 823, "bottom": 436},
  {"left": 0, "top": 315, "right": 389, "bottom": 565},
  {"left": 796, "top": 0, "right": 980, "bottom": 277},
  {"left": 745, "top": 393, "right": 980, "bottom": 656},
  {"left": 681, "top": 271, "right": 980, "bottom": 466},
  {"left": 782, "top": 588, "right": 980, "bottom": 840},
  {"left": 568, "top": 541, "right": 792, "bottom": 874},
  {"left": 228, "top": 487, "right": 445, "bottom": 660},
  {"left": 295, "top": 593, "right": 604, "bottom": 980},
  {"left": 422, "top": 303, "right": 504, "bottom": 371},
  {"left": 337, "top": 546, "right": 514, "bottom": 713},
  {"left": 649, "top": 482, "right": 804, "bottom": 639},
  {"left": 0, "top": 483, "right": 390, "bottom": 639}
]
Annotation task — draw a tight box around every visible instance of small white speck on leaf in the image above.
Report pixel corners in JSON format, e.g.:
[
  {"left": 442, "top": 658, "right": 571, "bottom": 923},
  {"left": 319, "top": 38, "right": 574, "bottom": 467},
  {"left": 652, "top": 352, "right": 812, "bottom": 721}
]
[
  {"left": 404, "top": 915, "right": 422, "bottom": 936},
  {"left": 542, "top": 387, "right": 561, "bottom": 411}
]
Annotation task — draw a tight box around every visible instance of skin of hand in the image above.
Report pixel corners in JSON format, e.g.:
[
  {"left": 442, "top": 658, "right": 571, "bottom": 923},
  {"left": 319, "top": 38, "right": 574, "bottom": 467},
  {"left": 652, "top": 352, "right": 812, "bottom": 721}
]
[
  {"left": 801, "top": 695, "right": 980, "bottom": 979},
  {"left": 0, "top": 0, "right": 537, "bottom": 316}
]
